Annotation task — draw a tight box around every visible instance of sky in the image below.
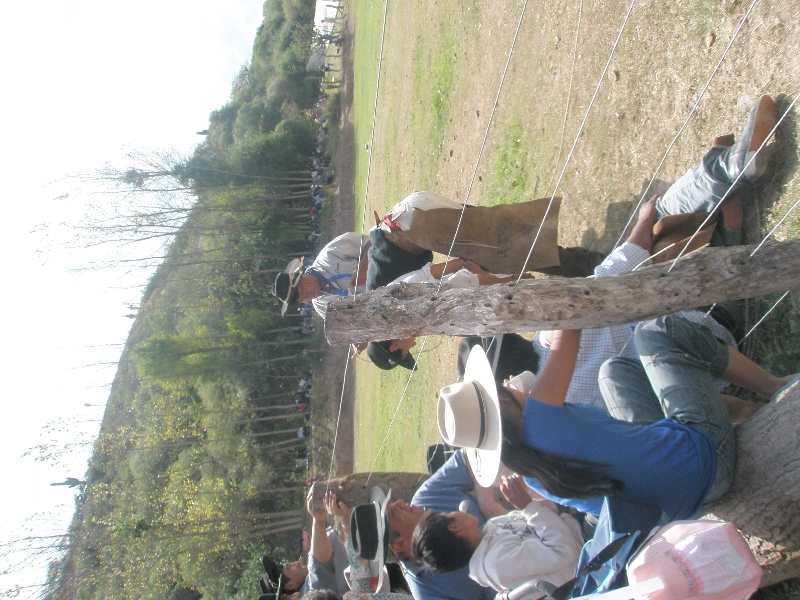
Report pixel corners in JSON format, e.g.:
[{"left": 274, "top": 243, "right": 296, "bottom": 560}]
[{"left": 0, "top": 1, "right": 265, "bottom": 595}]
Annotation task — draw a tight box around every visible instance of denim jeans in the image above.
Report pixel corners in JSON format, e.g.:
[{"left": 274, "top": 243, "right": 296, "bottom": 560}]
[
  {"left": 655, "top": 146, "right": 738, "bottom": 219},
  {"left": 598, "top": 315, "right": 736, "bottom": 511}
]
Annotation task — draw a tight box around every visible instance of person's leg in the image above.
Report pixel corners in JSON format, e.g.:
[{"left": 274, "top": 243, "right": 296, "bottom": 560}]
[
  {"left": 721, "top": 346, "right": 798, "bottom": 399},
  {"left": 387, "top": 191, "right": 462, "bottom": 231},
  {"left": 599, "top": 356, "right": 665, "bottom": 425},
  {"left": 655, "top": 96, "right": 776, "bottom": 219},
  {"left": 655, "top": 147, "right": 731, "bottom": 218},
  {"left": 634, "top": 315, "right": 736, "bottom": 504}
]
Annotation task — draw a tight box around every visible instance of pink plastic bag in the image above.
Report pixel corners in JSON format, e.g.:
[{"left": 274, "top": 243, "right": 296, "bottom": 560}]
[{"left": 627, "top": 520, "right": 762, "bottom": 600}]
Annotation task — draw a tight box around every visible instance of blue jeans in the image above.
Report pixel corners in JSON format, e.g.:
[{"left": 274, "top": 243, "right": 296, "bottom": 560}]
[
  {"left": 598, "top": 315, "right": 736, "bottom": 511},
  {"left": 655, "top": 146, "right": 738, "bottom": 219}
]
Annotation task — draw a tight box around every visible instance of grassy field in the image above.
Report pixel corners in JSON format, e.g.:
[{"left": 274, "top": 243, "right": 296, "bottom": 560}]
[{"left": 346, "top": 0, "right": 800, "bottom": 487}]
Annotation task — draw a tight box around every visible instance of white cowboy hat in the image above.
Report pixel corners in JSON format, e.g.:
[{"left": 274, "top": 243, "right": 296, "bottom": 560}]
[
  {"left": 271, "top": 258, "right": 304, "bottom": 316},
  {"left": 350, "top": 486, "right": 392, "bottom": 592},
  {"left": 437, "top": 345, "right": 503, "bottom": 487}
]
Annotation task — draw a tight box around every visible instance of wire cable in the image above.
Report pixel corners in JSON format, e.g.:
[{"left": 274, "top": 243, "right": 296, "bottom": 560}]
[{"left": 511, "top": 0, "right": 638, "bottom": 293}]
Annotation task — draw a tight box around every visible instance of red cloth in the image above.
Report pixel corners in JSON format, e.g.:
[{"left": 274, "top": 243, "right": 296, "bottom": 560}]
[{"left": 383, "top": 213, "right": 401, "bottom": 231}]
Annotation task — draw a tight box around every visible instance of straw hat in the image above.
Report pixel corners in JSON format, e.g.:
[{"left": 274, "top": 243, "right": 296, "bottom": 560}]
[{"left": 437, "top": 345, "right": 502, "bottom": 487}]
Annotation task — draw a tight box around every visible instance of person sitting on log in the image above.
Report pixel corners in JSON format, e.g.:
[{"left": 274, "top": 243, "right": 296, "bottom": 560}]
[
  {"left": 273, "top": 194, "right": 607, "bottom": 319},
  {"left": 528, "top": 94, "right": 778, "bottom": 409},
  {"left": 436, "top": 321, "right": 798, "bottom": 525}
]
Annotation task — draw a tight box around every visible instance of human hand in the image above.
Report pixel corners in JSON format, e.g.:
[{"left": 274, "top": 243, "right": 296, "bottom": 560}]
[
  {"left": 638, "top": 195, "right": 659, "bottom": 226},
  {"left": 307, "top": 486, "right": 327, "bottom": 522},
  {"left": 325, "top": 491, "right": 351, "bottom": 523},
  {"left": 500, "top": 474, "right": 537, "bottom": 509},
  {"left": 351, "top": 342, "right": 368, "bottom": 357}
]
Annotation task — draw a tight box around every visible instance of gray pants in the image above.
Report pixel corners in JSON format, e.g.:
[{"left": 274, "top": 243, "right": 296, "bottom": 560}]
[
  {"left": 655, "top": 146, "right": 740, "bottom": 219},
  {"left": 598, "top": 315, "right": 736, "bottom": 510}
]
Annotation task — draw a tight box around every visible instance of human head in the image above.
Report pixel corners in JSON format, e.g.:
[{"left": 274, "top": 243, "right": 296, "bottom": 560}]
[
  {"left": 349, "top": 487, "right": 392, "bottom": 590},
  {"left": 385, "top": 499, "right": 425, "bottom": 559},
  {"left": 437, "top": 345, "right": 503, "bottom": 487},
  {"left": 366, "top": 338, "right": 417, "bottom": 370},
  {"left": 295, "top": 273, "right": 324, "bottom": 303},
  {"left": 261, "top": 555, "right": 308, "bottom": 593},
  {"left": 410, "top": 510, "right": 481, "bottom": 573},
  {"left": 495, "top": 385, "right": 626, "bottom": 500}
]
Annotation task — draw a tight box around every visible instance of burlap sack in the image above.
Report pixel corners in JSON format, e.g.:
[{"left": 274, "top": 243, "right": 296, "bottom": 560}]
[{"left": 397, "top": 198, "right": 562, "bottom": 273}]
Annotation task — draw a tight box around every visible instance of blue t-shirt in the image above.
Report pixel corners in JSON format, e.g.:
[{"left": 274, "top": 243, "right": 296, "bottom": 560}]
[
  {"left": 402, "top": 450, "right": 495, "bottom": 600},
  {"left": 521, "top": 401, "right": 716, "bottom": 521}
]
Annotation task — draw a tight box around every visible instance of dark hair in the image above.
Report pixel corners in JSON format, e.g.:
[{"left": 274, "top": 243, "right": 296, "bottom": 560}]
[
  {"left": 410, "top": 510, "right": 475, "bottom": 573},
  {"left": 497, "top": 387, "right": 624, "bottom": 499},
  {"left": 457, "top": 334, "right": 541, "bottom": 381}
]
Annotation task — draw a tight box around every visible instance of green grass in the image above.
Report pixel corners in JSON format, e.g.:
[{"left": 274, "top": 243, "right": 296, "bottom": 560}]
[
  {"left": 351, "top": 0, "right": 387, "bottom": 230},
  {"left": 429, "top": 32, "right": 456, "bottom": 149}
]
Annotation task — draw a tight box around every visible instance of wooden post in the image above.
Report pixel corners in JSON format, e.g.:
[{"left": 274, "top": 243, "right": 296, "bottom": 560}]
[
  {"left": 310, "top": 472, "right": 429, "bottom": 512},
  {"left": 323, "top": 240, "right": 800, "bottom": 345}
]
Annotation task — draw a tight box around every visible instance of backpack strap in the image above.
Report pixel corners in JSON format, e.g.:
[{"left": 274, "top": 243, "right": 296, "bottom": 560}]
[{"left": 544, "top": 534, "right": 632, "bottom": 600}]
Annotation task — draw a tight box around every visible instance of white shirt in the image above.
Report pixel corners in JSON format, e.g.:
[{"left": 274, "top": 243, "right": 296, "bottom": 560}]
[
  {"left": 469, "top": 500, "right": 583, "bottom": 598},
  {"left": 308, "top": 232, "right": 370, "bottom": 317}
]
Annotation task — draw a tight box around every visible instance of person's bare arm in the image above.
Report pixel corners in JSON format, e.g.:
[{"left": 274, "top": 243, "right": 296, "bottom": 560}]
[
  {"left": 325, "top": 491, "right": 351, "bottom": 538},
  {"left": 626, "top": 195, "right": 658, "bottom": 253},
  {"left": 528, "top": 330, "right": 581, "bottom": 407},
  {"left": 307, "top": 487, "right": 333, "bottom": 563}
]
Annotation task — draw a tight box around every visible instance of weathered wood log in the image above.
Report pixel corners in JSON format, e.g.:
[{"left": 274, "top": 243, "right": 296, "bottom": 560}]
[
  {"left": 310, "top": 472, "right": 429, "bottom": 512},
  {"left": 709, "top": 380, "right": 800, "bottom": 587},
  {"left": 324, "top": 240, "right": 800, "bottom": 345}
]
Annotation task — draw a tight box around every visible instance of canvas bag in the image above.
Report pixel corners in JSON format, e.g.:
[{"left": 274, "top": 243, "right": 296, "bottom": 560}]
[
  {"left": 399, "top": 197, "right": 562, "bottom": 273},
  {"left": 625, "top": 520, "right": 762, "bottom": 600}
]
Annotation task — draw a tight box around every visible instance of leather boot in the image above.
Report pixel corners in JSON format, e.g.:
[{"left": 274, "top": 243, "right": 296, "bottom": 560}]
[{"left": 715, "top": 96, "right": 777, "bottom": 183}]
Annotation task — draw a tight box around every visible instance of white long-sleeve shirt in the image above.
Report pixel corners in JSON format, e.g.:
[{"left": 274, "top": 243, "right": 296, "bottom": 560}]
[{"left": 469, "top": 500, "right": 583, "bottom": 599}]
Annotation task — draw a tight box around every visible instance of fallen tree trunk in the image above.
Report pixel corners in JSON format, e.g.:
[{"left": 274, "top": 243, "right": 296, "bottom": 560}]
[{"left": 324, "top": 240, "right": 800, "bottom": 345}]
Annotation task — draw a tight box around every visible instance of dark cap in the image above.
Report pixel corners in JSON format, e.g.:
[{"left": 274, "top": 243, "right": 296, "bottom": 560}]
[
  {"left": 260, "top": 555, "right": 283, "bottom": 590},
  {"left": 366, "top": 340, "right": 417, "bottom": 371}
]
